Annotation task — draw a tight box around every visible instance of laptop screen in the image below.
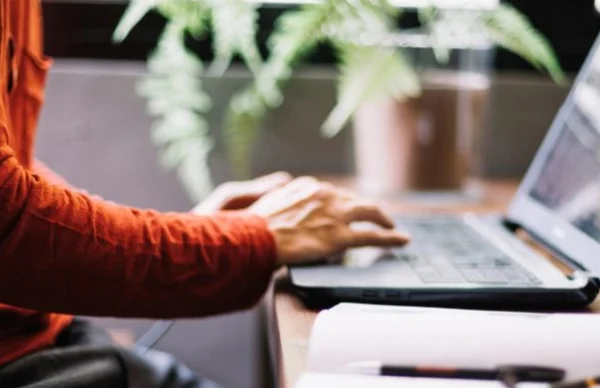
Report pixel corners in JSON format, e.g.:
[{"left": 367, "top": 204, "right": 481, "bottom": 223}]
[
  {"left": 528, "top": 66, "right": 600, "bottom": 243},
  {"left": 508, "top": 35, "right": 600, "bottom": 273}
]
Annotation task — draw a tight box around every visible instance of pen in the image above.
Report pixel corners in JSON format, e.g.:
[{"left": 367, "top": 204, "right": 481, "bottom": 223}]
[
  {"left": 344, "top": 361, "right": 565, "bottom": 383},
  {"left": 551, "top": 376, "right": 600, "bottom": 388}
]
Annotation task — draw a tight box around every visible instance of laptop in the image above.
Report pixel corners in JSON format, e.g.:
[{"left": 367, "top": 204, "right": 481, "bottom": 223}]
[{"left": 288, "top": 35, "right": 600, "bottom": 310}]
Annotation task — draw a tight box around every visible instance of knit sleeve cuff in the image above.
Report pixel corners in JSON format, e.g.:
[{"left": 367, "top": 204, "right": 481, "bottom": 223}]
[
  {"left": 193, "top": 210, "right": 279, "bottom": 313},
  {"left": 233, "top": 211, "right": 278, "bottom": 302}
]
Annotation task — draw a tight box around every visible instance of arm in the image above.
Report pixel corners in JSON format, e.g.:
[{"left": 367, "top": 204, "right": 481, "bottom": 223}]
[
  {"left": 0, "top": 146, "right": 276, "bottom": 318},
  {"left": 32, "top": 159, "right": 70, "bottom": 188}
]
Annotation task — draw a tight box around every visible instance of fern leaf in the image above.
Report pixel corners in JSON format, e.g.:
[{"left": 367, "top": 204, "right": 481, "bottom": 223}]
[
  {"left": 113, "top": 0, "right": 161, "bottom": 43},
  {"left": 267, "top": 4, "right": 330, "bottom": 64},
  {"left": 150, "top": 117, "right": 198, "bottom": 145},
  {"left": 224, "top": 2, "right": 339, "bottom": 179},
  {"left": 322, "top": 45, "right": 420, "bottom": 138},
  {"left": 480, "top": 4, "right": 566, "bottom": 84},
  {"left": 185, "top": 2, "right": 211, "bottom": 39},
  {"left": 143, "top": 18, "right": 215, "bottom": 201},
  {"left": 139, "top": 76, "right": 212, "bottom": 116},
  {"left": 159, "top": 139, "right": 190, "bottom": 170},
  {"left": 222, "top": 0, "right": 406, "bottom": 177},
  {"left": 152, "top": 108, "right": 207, "bottom": 145},
  {"left": 418, "top": 5, "right": 437, "bottom": 25},
  {"left": 208, "top": 0, "right": 263, "bottom": 76},
  {"left": 360, "top": 0, "right": 398, "bottom": 17},
  {"left": 114, "top": 0, "right": 216, "bottom": 202},
  {"left": 418, "top": 7, "right": 452, "bottom": 64},
  {"left": 224, "top": 89, "right": 267, "bottom": 179},
  {"left": 356, "top": 0, "right": 398, "bottom": 31}
]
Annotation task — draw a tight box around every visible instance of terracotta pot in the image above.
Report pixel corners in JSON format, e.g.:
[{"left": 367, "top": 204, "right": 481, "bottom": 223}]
[{"left": 352, "top": 71, "right": 490, "bottom": 197}]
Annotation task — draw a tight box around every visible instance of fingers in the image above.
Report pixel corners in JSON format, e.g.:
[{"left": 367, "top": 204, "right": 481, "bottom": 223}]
[
  {"left": 226, "top": 172, "right": 292, "bottom": 202},
  {"left": 343, "top": 200, "right": 395, "bottom": 229},
  {"left": 259, "top": 176, "right": 398, "bottom": 231},
  {"left": 279, "top": 176, "right": 328, "bottom": 202},
  {"left": 252, "top": 171, "right": 293, "bottom": 189},
  {"left": 285, "top": 176, "right": 321, "bottom": 191},
  {"left": 245, "top": 172, "right": 293, "bottom": 196},
  {"left": 286, "top": 180, "right": 395, "bottom": 230},
  {"left": 347, "top": 228, "right": 410, "bottom": 248}
]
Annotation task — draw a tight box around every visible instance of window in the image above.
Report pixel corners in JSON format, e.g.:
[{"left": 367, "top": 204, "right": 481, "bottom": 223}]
[{"left": 42, "top": 0, "right": 600, "bottom": 74}]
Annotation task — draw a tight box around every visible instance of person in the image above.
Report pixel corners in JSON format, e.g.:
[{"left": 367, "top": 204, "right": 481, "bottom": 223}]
[{"left": 0, "top": 1, "right": 410, "bottom": 387}]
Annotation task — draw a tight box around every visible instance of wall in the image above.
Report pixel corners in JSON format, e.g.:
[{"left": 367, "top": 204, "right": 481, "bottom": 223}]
[{"left": 34, "top": 59, "right": 571, "bottom": 388}]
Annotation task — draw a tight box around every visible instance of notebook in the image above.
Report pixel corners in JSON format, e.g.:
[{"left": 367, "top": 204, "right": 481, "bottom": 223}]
[{"left": 294, "top": 303, "right": 600, "bottom": 387}]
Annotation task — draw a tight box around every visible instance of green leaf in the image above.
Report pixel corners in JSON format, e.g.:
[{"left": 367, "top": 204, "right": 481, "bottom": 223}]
[
  {"left": 113, "top": 0, "right": 159, "bottom": 43},
  {"left": 186, "top": 3, "right": 211, "bottom": 39},
  {"left": 223, "top": 2, "right": 341, "bottom": 178},
  {"left": 222, "top": 0, "right": 407, "bottom": 177},
  {"left": 207, "top": 0, "right": 263, "bottom": 76},
  {"left": 155, "top": 0, "right": 209, "bottom": 39},
  {"left": 150, "top": 117, "right": 199, "bottom": 145},
  {"left": 322, "top": 45, "right": 421, "bottom": 138},
  {"left": 418, "top": 7, "right": 451, "bottom": 64},
  {"left": 362, "top": 0, "right": 398, "bottom": 17},
  {"left": 480, "top": 4, "right": 566, "bottom": 84},
  {"left": 223, "top": 89, "right": 267, "bottom": 178},
  {"left": 418, "top": 6, "right": 437, "bottom": 26},
  {"left": 145, "top": 90, "right": 211, "bottom": 116},
  {"left": 159, "top": 140, "right": 189, "bottom": 170},
  {"left": 134, "top": 13, "right": 216, "bottom": 201},
  {"left": 267, "top": 6, "right": 325, "bottom": 60},
  {"left": 154, "top": 109, "right": 208, "bottom": 141}
]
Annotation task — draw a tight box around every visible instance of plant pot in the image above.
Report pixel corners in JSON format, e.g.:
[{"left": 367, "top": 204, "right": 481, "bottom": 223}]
[{"left": 352, "top": 70, "right": 490, "bottom": 197}]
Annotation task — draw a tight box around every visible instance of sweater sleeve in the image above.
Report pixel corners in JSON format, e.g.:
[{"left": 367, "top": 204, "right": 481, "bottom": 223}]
[
  {"left": 32, "top": 159, "right": 72, "bottom": 188},
  {"left": 0, "top": 146, "right": 277, "bottom": 318}
]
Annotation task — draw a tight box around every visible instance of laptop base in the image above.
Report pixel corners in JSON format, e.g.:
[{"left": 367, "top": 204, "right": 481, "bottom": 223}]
[{"left": 290, "top": 276, "right": 600, "bottom": 312}]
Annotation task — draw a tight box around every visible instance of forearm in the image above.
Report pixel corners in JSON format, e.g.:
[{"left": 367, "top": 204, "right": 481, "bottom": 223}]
[{"left": 0, "top": 147, "right": 276, "bottom": 318}]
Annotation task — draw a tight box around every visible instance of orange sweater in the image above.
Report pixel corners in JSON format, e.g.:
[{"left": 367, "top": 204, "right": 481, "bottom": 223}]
[{"left": 0, "top": 0, "right": 276, "bottom": 366}]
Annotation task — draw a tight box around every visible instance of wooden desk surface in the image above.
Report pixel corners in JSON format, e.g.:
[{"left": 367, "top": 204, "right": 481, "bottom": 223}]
[{"left": 267, "top": 179, "right": 600, "bottom": 388}]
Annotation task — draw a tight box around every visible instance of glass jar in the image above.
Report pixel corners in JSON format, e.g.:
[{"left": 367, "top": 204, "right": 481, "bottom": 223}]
[{"left": 352, "top": 30, "right": 494, "bottom": 198}]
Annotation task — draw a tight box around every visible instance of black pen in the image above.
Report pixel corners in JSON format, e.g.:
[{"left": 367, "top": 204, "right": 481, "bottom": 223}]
[
  {"left": 552, "top": 376, "right": 600, "bottom": 388},
  {"left": 344, "top": 361, "right": 565, "bottom": 383}
]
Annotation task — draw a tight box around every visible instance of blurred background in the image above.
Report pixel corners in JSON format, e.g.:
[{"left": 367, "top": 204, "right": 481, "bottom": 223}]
[{"left": 35, "top": 1, "right": 600, "bottom": 387}]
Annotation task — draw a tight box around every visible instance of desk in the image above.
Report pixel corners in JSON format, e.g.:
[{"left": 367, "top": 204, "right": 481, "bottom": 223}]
[{"left": 267, "top": 179, "right": 600, "bottom": 388}]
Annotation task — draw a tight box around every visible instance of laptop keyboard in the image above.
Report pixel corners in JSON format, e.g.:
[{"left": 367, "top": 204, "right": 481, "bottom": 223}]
[{"left": 394, "top": 217, "right": 542, "bottom": 286}]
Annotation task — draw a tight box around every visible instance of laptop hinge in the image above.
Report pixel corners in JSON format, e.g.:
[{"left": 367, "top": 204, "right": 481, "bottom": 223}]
[
  {"left": 501, "top": 216, "right": 595, "bottom": 279},
  {"left": 501, "top": 217, "right": 521, "bottom": 234}
]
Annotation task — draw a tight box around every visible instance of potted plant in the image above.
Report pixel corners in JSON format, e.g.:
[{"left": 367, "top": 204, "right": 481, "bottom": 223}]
[{"left": 114, "top": 0, "right": 564, "bottom": 201}]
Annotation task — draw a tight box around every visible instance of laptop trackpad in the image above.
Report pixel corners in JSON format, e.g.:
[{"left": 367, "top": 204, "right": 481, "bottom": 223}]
[{"left": 344, "top": 247, "right": 393, "bottom": 268}]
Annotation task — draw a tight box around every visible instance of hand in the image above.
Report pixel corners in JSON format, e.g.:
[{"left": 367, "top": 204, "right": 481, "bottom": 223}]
[
  {"left": 247, "top": 177, "right": 410, "bottom": 266},
  {"left": 192, "top": 172, "right": 292, "bottom": 214}
]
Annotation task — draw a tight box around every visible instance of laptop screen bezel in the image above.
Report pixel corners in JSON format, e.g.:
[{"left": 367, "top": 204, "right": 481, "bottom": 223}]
[{"left": 507, "top": 33, "right": 600, "bottom": 275}]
